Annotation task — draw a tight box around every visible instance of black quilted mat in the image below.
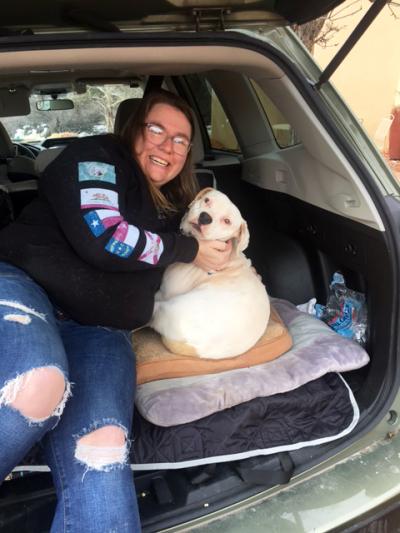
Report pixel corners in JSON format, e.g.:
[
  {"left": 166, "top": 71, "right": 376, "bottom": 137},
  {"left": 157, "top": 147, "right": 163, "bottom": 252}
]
[{"left": 131, "top": 372, "right": 357, "bottom": 469}]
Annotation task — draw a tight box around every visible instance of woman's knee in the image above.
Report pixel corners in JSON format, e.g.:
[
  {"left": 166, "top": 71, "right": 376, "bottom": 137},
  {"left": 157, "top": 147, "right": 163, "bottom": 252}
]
[
  {"left": 0, "top": 366, "right": 71, "bottom": 422},
  {"left": 75, "top": 425, "right": 129, "bottom": 471}
]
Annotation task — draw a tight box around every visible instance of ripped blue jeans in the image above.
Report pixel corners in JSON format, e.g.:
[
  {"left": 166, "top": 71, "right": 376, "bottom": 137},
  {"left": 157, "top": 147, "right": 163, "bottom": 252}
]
[{"left": 0, "top": 262, "right": 141, "bottom": 532}]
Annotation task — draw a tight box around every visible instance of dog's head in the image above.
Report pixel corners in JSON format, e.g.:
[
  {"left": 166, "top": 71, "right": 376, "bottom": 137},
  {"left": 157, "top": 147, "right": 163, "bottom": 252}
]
[{"left": 180, "top": 188, "right": 249, "bottom": 253}]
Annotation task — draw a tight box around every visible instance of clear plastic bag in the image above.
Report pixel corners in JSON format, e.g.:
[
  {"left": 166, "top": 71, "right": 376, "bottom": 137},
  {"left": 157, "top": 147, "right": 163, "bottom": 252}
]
[{"left": 315, "top": 272, "right": 367, "bottom": 345}]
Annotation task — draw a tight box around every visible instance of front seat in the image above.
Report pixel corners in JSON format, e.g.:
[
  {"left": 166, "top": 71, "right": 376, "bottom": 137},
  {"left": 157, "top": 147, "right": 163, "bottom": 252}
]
[
  {"left": 0, "top": 122, "right": 38, "bottom": 219},
  {"left": 0, "top": 121, "right": 37, "bottom": 182}
]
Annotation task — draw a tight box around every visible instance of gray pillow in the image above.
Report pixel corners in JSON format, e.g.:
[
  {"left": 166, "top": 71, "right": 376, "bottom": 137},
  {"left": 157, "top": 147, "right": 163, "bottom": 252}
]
[{"left": 135, "top": 298, "right": 369, "bottom": 427}]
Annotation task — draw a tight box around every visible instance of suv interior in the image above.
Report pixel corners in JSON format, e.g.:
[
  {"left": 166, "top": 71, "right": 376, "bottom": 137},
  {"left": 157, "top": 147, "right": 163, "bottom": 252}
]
[{"left": 0, "top": 9, "right": 400, "bottom": 532}]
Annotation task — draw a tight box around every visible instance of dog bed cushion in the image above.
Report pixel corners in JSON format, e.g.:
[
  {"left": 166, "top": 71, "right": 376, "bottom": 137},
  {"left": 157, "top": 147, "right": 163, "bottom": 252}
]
[
  {"left": 133, "top": 306, "right": 292, "bottom": 385},
  {"left": 135, "top": 298, "right": 370, "bottom": 427},
  {"left": 131, "top": 372, "right": 359, "bottom": 470}
]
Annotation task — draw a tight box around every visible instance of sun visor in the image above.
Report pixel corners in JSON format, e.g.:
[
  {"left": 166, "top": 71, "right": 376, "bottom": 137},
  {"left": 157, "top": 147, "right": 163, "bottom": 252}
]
[{"left": 0, "top": 87, "right": 30, "bottom": 117}]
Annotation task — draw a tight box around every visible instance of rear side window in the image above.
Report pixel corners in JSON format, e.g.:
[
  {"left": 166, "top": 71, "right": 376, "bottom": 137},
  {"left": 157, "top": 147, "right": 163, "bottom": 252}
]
[
  {"left": 185, "top": 74, "right": 240, "bottom": 153},
  {"left": 251, "top": 79, "right": 300, "bottom": 148}
]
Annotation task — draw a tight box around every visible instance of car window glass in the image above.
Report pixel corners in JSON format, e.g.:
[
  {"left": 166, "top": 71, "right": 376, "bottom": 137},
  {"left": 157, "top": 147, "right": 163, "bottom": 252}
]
[
  {"left": 1, "top": 84, "right": 144, "bottom": 145},
  {"left": 185, "top": 73, "right": 240, "bottom": 153},
  {"left": 250, "top": 79, "right": 300, "bottom": 148}
]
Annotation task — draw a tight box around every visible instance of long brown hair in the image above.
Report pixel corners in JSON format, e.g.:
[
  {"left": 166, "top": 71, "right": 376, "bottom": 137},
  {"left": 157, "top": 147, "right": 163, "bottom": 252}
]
[{"left": 120, "top": 89, "right": 199, "bottom": 214}]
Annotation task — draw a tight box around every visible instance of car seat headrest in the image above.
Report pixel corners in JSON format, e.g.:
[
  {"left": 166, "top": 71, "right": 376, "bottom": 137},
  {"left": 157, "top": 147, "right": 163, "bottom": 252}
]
[{"left": 114, "top": 98, "right": 143, "bottom": 136}]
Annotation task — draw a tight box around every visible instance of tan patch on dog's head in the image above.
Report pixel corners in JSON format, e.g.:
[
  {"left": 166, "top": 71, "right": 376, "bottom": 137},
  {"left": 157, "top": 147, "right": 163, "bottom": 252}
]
[{"left": 188, "top": 187, "right": 214, "bottom": 208}]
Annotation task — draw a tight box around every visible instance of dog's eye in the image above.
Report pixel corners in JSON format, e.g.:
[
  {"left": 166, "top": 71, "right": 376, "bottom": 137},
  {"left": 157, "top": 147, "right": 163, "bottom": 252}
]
[
  {"left": 224, "top": 218, "right": 231, "bottom": 225},
  {"left": 204, "top": 197, "right": 210, "bottom": 204}
]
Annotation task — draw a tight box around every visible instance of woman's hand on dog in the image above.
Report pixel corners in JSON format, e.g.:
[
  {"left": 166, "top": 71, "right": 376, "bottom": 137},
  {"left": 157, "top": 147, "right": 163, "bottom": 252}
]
[{"left": 193, "top": 240, "right": 232, "bottom": 272}]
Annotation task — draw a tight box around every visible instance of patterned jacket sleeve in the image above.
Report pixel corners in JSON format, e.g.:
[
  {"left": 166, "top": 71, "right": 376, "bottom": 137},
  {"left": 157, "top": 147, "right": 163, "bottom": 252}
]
[{"left": 39, "top": 136, "right": 198, "bottom": 272}]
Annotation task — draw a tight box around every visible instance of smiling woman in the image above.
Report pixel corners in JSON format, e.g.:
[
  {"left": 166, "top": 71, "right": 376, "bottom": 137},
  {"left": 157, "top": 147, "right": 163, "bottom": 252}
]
[
  {"left": 0, "top": 87, "right": 234, "bottom": 532},
  {"left": 120, "top": 90, "right": 197, "bottom": 212},
  {"left": 134, "top": 103, "right": 193, "bottom": 189}
]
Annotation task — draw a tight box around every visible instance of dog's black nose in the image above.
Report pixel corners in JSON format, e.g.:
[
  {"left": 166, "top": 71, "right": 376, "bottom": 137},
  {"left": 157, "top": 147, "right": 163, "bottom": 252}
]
[{"left": 198, "top": 212, "right": 212, "bottom": 225}]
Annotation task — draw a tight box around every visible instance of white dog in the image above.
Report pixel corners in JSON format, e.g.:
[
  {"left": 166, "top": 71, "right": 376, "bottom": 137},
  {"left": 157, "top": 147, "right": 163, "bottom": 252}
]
[{"left": 150, "top": 188, "right": 270, "bottom": 359}]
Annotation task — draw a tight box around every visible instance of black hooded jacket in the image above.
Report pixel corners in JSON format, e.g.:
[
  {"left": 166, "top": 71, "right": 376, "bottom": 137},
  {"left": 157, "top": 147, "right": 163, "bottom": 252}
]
[{"left": 0, "top": 135, "right": 198, "bottom": 329}]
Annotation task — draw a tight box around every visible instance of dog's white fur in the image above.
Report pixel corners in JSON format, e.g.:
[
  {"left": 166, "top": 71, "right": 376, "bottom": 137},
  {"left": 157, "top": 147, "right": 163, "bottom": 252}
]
[{"left": 150, "top": 188, "right": 270, "bottom": 359}]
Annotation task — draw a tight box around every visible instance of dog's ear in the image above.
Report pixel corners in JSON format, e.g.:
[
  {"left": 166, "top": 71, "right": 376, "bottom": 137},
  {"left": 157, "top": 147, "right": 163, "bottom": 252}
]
[
  {"left": 188, "top": 187, "right": 215, "bottom": 208},
  {"left": 233, "top": 221, "right": 250, "bottom": 254}
]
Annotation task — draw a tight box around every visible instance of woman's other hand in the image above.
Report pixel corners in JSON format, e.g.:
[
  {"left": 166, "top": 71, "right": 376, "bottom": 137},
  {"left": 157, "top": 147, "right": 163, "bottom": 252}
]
[{"left": 193, "top": 240, "right": 232, "bottom": 272}]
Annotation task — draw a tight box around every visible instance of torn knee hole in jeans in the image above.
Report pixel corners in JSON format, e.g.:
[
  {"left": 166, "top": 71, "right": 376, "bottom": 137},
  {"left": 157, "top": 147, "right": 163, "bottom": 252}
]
[
  {"left": 74, "top": 424, "right": 129, "bottom": 472},
  {"left": 0, "top": 367, "right": 71, "bottom": 424},
  {"left": 0, "top": 299, "right": 47, "bottom": 325}
]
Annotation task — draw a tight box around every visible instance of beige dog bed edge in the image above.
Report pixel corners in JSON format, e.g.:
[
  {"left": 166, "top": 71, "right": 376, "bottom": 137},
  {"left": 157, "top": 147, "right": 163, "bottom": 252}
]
[{"left": 133, "top": 306, "right": 293, "bottom": 385}]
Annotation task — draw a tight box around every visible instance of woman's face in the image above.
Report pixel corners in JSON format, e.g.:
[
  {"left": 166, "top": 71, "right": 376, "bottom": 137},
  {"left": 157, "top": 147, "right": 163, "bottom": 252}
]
[{"left": 134, "top": 103, "right": 192, "bottom": 189}]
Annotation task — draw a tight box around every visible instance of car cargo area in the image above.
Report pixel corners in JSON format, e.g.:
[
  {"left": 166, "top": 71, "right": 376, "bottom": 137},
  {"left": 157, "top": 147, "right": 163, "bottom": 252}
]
[
  {"left": 0, "top": 174, "right": 392, "bottom": 532},
  {"left": 0, "top": 33, "right": 399, "bottom": 532},
  {"left": 133, "top": 171, "right": 392, "bottom": 530}
]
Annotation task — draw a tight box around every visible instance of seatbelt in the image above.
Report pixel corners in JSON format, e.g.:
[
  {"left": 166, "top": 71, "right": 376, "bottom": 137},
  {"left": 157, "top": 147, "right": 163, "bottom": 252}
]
[{"left": 144, "top": 76, "right": 164, "bottom": 96}]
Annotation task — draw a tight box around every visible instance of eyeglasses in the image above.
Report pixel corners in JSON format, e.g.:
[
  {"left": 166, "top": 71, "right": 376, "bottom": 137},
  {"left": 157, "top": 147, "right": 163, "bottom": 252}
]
[{"left": 143, "top": 122, "right": 191, "bottom": 156}]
